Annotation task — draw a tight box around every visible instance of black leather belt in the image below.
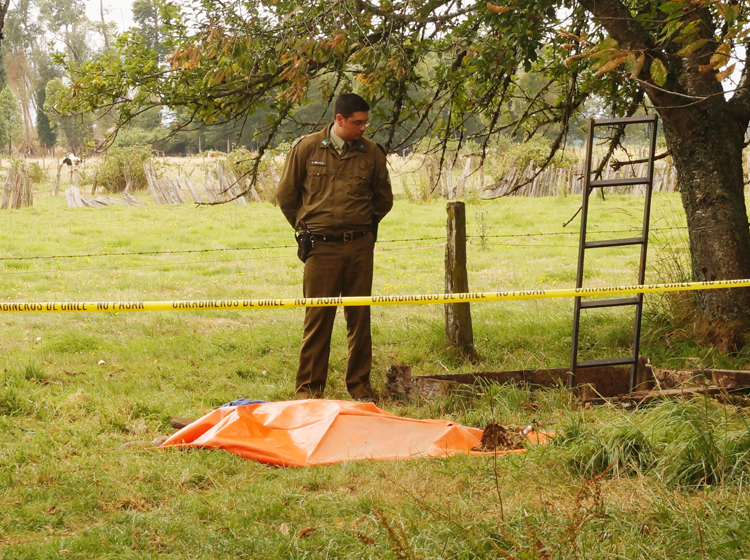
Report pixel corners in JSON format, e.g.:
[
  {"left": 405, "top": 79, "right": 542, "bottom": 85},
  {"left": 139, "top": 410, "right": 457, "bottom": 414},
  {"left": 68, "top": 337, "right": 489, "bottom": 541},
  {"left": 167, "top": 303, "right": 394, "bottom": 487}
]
[{"left": 315, "top": 231, "right": 370, "bottom": 243}]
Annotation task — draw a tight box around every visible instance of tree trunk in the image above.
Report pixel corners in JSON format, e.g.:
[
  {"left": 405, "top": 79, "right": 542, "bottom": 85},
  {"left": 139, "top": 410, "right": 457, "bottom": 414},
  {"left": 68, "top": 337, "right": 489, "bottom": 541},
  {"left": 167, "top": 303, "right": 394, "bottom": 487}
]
[
  {"left": 661, "top": 105, "right": 750, "bottom": 324},
  {"left": 576, "top": 0, "right": 750, "bottom": 332}
]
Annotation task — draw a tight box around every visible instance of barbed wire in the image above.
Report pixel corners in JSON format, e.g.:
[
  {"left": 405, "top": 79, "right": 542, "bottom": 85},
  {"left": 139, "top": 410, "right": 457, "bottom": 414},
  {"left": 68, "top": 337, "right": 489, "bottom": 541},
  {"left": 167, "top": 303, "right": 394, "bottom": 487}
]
[
  {"left": 0, "top": 227, "right": 687, "bottom": 263},
  {"left": 0, "top": 241, "right": 680, "bottom": 278}
]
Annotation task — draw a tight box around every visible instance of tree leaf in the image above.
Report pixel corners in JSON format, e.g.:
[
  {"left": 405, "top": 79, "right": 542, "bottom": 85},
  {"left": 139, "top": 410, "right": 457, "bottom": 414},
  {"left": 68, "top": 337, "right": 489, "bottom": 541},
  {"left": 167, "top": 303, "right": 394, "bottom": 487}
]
[
  {"left": 658, "top": 1, "right": 685, "bottom": 14},
  {"left": 598, "top": 37, "right": 619, "bottom": 51},
  {"left": 487, "top": 3, "right": 513, "bottom": 14},
  {"left": 725, "top": 4, "right": 739, "bottom": 25},
  {"left": 675, "top": 20, "right": 701, "bottom": 44},
  {"left": 597, "top": 55, "right": 628, "bottom": 75},
  {"left": 650, "top": 58, "right": 668, "bottom": 86},
  {"left": 677, "top": 39, "right": 710, "bottom": 57},
  {"left": 715, "top": 63, "right": 736, "bottom": 82},
  {"left": 709, "top": 43, "right": 731, "bottom": 68},
  {"left": 631, "top": 53, "right": 646, "bottom": 79},
  {"left": 624, "top": 52, "right": 637, "bottom": 73}
]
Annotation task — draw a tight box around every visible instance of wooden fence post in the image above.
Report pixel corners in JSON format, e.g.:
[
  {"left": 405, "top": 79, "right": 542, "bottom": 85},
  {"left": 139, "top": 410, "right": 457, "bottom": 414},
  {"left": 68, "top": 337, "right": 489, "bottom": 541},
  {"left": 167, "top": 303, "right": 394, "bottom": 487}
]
[
  {"left": 54, "top": 159, "right": 62, "bottom": 196},
  {"left": 445, "top": 201, "right": 474, "bottom": 354}
]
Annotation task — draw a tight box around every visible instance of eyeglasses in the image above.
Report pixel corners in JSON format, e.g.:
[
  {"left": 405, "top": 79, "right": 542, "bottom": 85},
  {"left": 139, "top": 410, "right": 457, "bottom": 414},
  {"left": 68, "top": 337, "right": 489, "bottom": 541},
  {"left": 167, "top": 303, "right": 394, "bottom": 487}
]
[{"left": 345, "top": 118, "right": 368, "bottom": 128}]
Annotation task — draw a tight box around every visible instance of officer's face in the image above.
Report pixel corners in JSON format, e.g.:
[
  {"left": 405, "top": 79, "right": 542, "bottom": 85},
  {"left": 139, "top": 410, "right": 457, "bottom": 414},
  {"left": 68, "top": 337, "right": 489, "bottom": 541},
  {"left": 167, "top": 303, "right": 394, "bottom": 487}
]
[{"left": 335, "top": 111, "right": 369, "bottom": 142}]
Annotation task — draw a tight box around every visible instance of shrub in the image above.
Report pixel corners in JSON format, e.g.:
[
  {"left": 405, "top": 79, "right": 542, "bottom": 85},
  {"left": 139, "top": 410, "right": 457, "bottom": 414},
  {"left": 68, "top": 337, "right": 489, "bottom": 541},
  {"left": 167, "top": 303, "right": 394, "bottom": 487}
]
[
  {"left": 504, "top": 137, "right": 579, "bottom": 171},
  {"left": 4, "top": 158, "right": 49, "bottom": 184},
  {"left": 95, "top": 145, "right": 153, "bottom": 193},
  {"left": 27, "top": 162, "right": 48, "bottom": 184}
]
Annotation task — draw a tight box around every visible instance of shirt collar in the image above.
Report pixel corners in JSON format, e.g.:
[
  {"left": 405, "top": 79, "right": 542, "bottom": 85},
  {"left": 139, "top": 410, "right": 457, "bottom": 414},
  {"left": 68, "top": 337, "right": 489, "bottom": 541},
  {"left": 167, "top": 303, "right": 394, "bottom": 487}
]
[{"left": 329, "top": 126, "right": 347, "bottom": 154}]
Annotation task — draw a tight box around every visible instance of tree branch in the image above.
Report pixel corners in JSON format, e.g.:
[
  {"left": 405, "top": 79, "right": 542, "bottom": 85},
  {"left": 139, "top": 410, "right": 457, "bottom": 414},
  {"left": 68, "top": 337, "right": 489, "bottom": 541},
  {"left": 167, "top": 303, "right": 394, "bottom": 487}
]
[{"left": 576, "top": 0, "right": 655, "bottom": 52}]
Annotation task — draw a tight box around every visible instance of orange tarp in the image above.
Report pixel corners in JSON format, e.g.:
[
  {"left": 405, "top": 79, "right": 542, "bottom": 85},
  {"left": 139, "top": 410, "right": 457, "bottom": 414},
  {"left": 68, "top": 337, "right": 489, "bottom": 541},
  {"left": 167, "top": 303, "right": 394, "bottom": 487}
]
[{"left": 161, "top": 399, "right": 528, "bottom": 467}]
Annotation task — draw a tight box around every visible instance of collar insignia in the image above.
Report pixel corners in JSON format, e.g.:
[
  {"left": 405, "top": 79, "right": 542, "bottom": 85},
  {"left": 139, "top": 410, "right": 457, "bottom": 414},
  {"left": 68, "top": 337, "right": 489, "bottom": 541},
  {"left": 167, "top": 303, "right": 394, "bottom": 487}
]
[{"left": 321, "top": 139, "right": 330, "bottom": 147}]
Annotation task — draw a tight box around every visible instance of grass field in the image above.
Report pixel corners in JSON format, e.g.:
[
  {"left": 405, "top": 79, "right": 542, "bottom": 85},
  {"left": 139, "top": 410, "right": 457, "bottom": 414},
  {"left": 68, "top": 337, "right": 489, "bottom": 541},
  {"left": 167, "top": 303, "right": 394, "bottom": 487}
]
[{"left": 1, "top": 181, "right": 750, "bottom": 559}]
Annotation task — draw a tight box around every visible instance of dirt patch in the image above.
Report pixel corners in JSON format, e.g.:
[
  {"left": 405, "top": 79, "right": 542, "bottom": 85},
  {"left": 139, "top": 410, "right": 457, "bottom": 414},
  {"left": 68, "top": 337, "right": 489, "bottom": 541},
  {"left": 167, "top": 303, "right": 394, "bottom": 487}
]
[
  {"left": 386, "top": 365, "right": 415, "bottom": 399},
  {"left": 473, "top": 422, "right": 526, "bottom": 452}
]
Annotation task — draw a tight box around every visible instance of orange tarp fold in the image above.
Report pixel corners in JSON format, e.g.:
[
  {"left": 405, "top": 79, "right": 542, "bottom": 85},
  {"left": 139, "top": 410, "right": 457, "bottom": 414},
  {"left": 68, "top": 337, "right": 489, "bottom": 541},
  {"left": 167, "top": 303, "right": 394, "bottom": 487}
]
[{"left": 161, "top": 399, "right": 526, "bottom": 467}]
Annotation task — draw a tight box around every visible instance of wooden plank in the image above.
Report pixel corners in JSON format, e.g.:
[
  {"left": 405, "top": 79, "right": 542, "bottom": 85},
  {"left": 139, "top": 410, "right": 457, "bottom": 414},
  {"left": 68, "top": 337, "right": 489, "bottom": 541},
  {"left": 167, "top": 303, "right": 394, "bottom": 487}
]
[
  {"left": 66, "top": 186, "right": 85, "bottom": 208},
  {"left": 162, "top": 178, "right": 175, "bottom": 204},
  {"left": 203, "top": 174, "right": 222, "bottom": 204},
  {"left": 54, "top": 161, "right": 62, "bottom": 196},
  {"left": 144, "top": 160, "right": 162, "bottom": 204},
  {"left": 203, "top": 174, "right": 218, "bottom": 203},
  {"left": 612, "top": 386, "right": 727, "bottom": 404},
  {"left": 170, "top": 178, "right": 186, "bottom": 204},
  {"left": 162, "top": 178, "right": 180, "bottom": 204},
  {"left": 81, "top": 196, "right": 106, "bottom": 208},
  {"left": 10, "top": 170, "right": 22, "bottom": 209},
  {"left": 121, "top": 192, "right": 146, "bottom": 206},
  {"left": 415, "top": 357, "right": 654, "bottom": 398},
  {"left": 95, "top": 196, "right": 127, "bottom": 206},
  {"left": 655, "top": 368, "right": 750, "bottom": 390},
  {"left": 221, "top": 165, "right": 247, "bottom": 205},
  {"left": 1, "top": 167, "right": 14, "bottom": 209},
  {"left": 183, "top": 176, "right": 203, "bottom": 203},
  {"left": 65, "top": 188, "right": 75, "bottom": 207},
  {"left": 25, "top": 175, "right": 33, "bottom": 207},
  {"left": 244, "top": 177, "right": 262, "bottom": 202},
  {"left": 151, "top": 162, "right": 170, "bottom": 205}
]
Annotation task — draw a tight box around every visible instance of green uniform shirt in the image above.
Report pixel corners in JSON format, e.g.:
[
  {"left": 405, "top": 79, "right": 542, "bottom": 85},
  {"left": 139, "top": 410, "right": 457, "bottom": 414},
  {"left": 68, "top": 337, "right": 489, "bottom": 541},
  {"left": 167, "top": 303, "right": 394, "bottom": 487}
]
[{"left": 277, "top": 123, "right": 393, "bottom": 234}]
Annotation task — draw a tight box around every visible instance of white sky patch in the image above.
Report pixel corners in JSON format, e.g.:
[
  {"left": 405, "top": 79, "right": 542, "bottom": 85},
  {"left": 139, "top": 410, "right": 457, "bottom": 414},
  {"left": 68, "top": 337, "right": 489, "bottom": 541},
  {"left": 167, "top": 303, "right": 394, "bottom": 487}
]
[
  {"left": 724, "top": 44, "right": 746, "bottom": 99},
  {"left": 85, "top": 0, "right": 135, "bottom": 34}
]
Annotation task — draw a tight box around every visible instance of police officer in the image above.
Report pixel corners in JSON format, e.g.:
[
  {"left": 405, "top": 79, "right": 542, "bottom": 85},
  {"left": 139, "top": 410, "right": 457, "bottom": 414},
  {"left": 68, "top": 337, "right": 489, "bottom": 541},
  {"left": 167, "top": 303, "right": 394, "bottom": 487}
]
[{"left": 277, "top": 93, "right": 393, "bottom": 401}]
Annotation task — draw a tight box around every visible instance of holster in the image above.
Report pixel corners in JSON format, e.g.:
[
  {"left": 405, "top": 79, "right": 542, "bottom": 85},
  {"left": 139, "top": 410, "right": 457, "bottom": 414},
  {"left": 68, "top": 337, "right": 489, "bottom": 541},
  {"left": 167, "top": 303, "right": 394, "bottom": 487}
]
[{"left": 295, "top": 220, "right": 315, "bottom": 263}]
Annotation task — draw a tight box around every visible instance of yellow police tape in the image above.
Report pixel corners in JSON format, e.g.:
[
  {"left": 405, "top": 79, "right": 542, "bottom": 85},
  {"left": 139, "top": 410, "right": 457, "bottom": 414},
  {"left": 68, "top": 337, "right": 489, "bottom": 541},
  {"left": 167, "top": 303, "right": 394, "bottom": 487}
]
[{"left": 2, "top": 279, "right": 750, "bottom": 314}]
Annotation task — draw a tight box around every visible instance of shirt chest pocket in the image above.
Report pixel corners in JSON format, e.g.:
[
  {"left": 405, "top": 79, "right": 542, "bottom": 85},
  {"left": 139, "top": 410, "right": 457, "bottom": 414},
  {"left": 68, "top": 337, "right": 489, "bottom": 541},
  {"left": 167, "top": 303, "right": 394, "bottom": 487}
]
[
  {"left": 352, "top": 161, "right": 373, "bottom": 195},
  {"left": 306, "top": 163, "right": 328, "bottom": 192}
]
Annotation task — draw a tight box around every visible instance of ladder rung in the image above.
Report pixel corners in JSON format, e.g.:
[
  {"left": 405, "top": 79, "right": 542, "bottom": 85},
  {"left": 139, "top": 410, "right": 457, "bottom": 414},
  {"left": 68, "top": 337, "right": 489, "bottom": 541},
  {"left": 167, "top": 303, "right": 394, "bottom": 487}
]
[
  {"left": 585, "top": 237, "right": 644, "bottom": 248},
  {"left": 579, "top": 297, "right": 640, "bottom": 309},
  {"left": 590, "top": 177, "right": 650, "bottom": 188},
  {"left": 593, "top": 116, "right": 658, "bottom": 126},
  {"left": 576, "top": 357, "right": 636, "bottom": 368}
]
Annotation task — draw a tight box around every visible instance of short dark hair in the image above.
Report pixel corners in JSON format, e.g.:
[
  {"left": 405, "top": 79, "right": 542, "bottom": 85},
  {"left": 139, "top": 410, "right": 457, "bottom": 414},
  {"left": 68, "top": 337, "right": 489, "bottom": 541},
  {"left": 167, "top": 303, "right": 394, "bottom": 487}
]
[{"left": 334, "top": 93, "right": 370, "bottom": 119}]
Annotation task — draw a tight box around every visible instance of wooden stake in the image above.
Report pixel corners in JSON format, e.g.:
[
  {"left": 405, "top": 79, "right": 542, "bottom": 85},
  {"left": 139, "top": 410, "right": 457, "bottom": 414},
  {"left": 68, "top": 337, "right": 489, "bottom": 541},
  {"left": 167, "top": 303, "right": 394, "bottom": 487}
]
[{"left": 445, "top": 201, "right": 474, "bottom": 354}]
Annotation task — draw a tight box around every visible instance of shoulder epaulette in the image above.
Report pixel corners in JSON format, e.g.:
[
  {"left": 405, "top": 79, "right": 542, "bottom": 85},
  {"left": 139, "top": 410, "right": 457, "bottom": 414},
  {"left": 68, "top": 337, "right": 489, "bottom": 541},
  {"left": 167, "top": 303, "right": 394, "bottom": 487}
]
[{"left": 291, "top": 135, "right": 309, "bottom": 148}]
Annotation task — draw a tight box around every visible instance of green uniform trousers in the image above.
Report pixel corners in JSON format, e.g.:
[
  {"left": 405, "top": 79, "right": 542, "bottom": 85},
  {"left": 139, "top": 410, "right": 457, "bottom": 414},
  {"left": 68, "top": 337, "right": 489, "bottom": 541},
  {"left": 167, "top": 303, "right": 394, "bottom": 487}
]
[{"left": 296, "top": 232, "right": 375, "bottom": 400}]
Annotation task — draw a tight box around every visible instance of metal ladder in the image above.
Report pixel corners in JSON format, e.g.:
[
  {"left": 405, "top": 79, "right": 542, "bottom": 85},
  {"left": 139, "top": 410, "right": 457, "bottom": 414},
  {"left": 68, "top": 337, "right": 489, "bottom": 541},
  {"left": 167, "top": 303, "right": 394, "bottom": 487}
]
[{"left": 569, "top": 115, "right": 658, "bottom": 392}]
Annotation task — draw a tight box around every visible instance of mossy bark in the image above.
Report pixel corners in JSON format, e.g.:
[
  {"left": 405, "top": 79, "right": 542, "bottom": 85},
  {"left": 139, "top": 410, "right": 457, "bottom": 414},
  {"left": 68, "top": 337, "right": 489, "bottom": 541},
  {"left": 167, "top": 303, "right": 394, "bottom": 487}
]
[{"left": 662, "top": 103, "right": 750, "bottom": 323}]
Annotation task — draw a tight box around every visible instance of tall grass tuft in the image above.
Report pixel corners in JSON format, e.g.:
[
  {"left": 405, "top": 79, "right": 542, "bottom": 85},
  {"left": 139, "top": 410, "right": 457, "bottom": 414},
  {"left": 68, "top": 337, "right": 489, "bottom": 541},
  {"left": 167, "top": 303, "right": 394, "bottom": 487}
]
[
  {"left": 0, "top": 362, "right": 46, "bottom": 415},
  {"left": 645, "top": 197, "right": 742, "bottom": 352},
  {"left": 555, "top": 398, "right": 750, "bottom": 487}
]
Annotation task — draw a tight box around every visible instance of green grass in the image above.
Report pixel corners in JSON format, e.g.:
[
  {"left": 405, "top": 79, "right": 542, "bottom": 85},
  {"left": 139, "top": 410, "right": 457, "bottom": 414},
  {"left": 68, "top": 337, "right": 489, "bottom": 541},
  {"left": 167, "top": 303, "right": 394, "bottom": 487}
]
[{"left": 1, "top": 182, "right": 749, "bottom": 558}]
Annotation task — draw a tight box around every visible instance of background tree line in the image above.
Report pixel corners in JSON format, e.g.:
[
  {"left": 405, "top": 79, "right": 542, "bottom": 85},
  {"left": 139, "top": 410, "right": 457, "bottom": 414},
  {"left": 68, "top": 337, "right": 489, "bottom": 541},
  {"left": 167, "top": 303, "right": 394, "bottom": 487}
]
[{"left": 0, "top": 0, "right": 598, "bottom": 157}]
